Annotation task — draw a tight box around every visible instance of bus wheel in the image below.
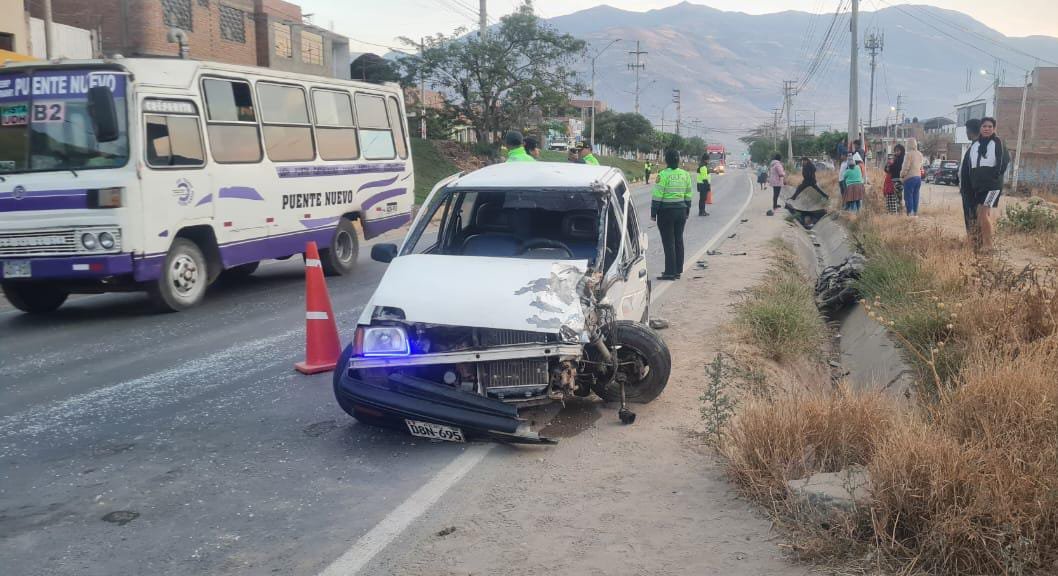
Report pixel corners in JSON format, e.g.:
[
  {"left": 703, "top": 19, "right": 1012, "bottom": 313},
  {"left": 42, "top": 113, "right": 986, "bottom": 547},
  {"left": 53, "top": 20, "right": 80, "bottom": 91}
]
[
  {"left": 149, "top": 238, "right": 208, "bottom": 312},
  {"left": 320, "top": 218, "right": 359, "bottom": 277},
  {"left": 2, "top": 282, "right": 68, "bottom": 314}
]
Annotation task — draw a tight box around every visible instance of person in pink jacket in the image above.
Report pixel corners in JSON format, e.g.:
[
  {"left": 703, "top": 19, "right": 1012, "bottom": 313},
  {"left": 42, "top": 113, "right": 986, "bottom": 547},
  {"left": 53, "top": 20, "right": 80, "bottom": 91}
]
[{"left": 768, "top": 153, "right": 786, "bottom": 212}]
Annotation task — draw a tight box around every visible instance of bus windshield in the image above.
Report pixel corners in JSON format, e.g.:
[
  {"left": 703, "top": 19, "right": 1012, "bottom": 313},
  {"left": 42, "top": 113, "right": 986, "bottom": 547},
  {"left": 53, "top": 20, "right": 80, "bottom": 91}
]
[{"left": 0, "top": 69, "right": 129, "bottom": 174}]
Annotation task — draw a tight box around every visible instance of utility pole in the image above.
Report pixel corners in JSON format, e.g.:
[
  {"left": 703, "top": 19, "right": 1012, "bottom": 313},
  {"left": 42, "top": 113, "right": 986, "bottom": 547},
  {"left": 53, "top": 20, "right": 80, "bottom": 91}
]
[
  {"left": 1012, "top": 69, "right": 1033, "bottom": 193},
  {"left": 419, "top": 38, "right": 427, "bottom": 139},
  {"left": 772, "top": 107, "right": 782, "bottom": 153},
  {"left": 627, "top": 41, "right": 647, "bottom": 115},
  {"left": 479, "top": 0, "right": 487, "bottom": 37},
  {"left": 672, "top": 89, "right": 681, "bottom": 136},
  {"left": 590, "top": 39, "right": 622, "bottom": 148},
  {"left": 784, "top": 80, "right": 796, "bottom": 161},
  {"left": 43, "top": 0, "right": 56, "bottom": 59},
  {"left": 848, "top": 0, "right": 859, "bottom": 151},
  {"left": 865, "top": 29, "right": 884, "bottom": 133}
]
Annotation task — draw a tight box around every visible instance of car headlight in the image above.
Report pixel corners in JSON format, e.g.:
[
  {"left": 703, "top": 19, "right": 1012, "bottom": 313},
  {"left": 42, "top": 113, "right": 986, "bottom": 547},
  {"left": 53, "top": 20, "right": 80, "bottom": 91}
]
[
  {"left": 359, "top": 326, "right": 410, "bottom": 357},
  {"left": 81, "top": 233, "right": 98, "bottom": 250},
  {"left": 98, "top": 232, "right": 116, "bottom": 250}
]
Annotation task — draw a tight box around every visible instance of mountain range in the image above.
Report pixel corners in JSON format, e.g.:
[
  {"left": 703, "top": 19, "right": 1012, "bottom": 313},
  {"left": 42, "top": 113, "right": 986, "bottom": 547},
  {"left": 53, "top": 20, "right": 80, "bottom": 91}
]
[{"left": 546, "top": 2, "right": 1058, "bottom": 151}]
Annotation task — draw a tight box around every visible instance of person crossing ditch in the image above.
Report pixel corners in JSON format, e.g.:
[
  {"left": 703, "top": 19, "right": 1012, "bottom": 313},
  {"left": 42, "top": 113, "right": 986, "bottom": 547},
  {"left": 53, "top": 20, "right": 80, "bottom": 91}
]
[
  {"left": 504, "top": 130, "right": 535, "bottom": 162},
  {"left": 696, "top": 154, "right": 712, "bottom": 216},
  {"left": 651, "top": 148, "right": 694, "bottom": 281}
]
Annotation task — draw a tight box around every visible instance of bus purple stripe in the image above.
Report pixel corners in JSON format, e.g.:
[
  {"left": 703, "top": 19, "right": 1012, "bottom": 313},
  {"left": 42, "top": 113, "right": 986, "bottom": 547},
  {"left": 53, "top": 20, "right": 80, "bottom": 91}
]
[
  {"left": 362, "top": 212, "right": 411, "bottom": 239},
  {"left": 357, "top": 175, "right": 400, "bottom": 192},
  {"left": 0, "top": 190, "right": 89, "bottom": 212},
  {"left": 218, "top": 186, "right": 264, "bottom": 201},
  {"left": 361, "top": 188, "right": 406, "bottom": 212}
]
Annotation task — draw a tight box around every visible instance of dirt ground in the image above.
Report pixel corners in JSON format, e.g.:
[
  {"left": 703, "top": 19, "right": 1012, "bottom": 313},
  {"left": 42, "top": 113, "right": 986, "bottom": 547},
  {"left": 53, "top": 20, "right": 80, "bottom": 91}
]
[{"left": 367, "top": 186, "right": 809, "bottom": 576}]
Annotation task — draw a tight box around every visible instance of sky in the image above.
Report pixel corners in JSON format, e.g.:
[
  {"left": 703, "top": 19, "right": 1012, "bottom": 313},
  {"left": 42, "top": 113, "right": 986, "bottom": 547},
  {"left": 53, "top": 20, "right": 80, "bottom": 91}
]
[{"left": 306, "top": 1, "right": 1058, "bottom": 54}]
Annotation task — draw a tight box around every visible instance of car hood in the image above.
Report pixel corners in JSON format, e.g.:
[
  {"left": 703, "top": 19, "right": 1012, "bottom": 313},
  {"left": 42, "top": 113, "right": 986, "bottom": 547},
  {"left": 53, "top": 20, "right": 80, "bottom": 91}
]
[{"left": 359, "top": 254, "right": 590, "bottom": 334}]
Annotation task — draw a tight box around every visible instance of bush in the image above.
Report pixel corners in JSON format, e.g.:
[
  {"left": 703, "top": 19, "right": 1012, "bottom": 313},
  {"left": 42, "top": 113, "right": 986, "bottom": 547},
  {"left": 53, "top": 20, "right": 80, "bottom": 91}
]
[
  {"left": 735, "top": 246, "right": 825, "bottom": 361},
  {"left": 999, "top": 199, "right": 1058, "bottom": 234}
]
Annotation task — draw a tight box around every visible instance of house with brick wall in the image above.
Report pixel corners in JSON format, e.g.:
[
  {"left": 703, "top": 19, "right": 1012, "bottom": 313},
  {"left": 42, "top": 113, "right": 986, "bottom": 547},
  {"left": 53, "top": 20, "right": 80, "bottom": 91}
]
[{"left": 996, "top": 67, "right": 1058, "bottom": 187}]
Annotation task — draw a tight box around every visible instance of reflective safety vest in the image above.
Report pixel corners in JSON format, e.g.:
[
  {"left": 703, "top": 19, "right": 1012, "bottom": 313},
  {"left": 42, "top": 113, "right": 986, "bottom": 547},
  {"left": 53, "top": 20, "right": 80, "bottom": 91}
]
[
  {"left": 506, "top": 146, "right": 535, "bottom": 162},
  {"left": 583, "top": 153, "right": 600, "bottom": 166},
  {"left": 697, "top": 166, "right": 712, "bottom": 184},
  {"left": 652, "top": 168, "right": 694, "bottom": 204}
]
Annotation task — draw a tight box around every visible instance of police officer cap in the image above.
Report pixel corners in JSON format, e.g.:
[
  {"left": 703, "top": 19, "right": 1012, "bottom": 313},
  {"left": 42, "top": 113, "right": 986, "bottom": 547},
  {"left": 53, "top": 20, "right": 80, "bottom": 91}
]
[
  {"left": 504, "top": 130, "right": 524, "bottom": 147},
  {"left": 576, "top": 141, "right": 590, "bottom": 150}
]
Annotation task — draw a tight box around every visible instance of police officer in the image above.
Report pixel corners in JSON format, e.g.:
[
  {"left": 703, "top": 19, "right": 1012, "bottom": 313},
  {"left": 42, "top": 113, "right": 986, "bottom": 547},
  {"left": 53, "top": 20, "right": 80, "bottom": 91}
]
[
  {"left": 524, "top": 136, "right": 541, "bottom": 159},
  {"left": 652, "top": 148, "right": 694, "bottom": 280},
  {"left": 505, "top": 130, "right": 534, "bottom": 162},
  {"left": 644, "top": 160, "right": 653, "bottom": 184},
  {"left": 696, "top": 154, "right": 712, "bottom": 216},
  {"left": 578, "top": 141, "right": 600, "bottom": 165}
]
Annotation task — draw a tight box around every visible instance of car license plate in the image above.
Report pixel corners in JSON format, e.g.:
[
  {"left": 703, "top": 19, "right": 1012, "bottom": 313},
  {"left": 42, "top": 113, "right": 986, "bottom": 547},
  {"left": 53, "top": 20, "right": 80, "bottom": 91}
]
[
  {"left": 2, "top": 260, "right": 31, "bottom": 278},
  {"left": 405, "top": 419, "right": 465, "bottom": 443}
]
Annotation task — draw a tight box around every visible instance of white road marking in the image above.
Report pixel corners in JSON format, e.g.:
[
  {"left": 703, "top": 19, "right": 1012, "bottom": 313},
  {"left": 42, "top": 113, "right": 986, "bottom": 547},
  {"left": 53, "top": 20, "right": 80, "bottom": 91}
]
[
  {"left": 316, "top": 443, "right": 494, "bottom": 576},
  {"left": 651, "top": 173, "right": 756, "bottom": 304}
]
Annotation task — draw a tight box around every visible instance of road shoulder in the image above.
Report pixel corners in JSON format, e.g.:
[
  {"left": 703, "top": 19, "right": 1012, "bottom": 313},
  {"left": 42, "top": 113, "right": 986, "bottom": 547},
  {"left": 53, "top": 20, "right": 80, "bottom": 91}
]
[{"left": 358, "top": 182, "right": 807, "bottom": 576}]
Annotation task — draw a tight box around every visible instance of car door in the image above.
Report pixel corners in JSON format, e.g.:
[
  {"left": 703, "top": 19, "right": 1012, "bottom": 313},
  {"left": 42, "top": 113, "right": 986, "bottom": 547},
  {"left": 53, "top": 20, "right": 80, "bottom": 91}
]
[{"left": 602, "top": 180, "right": 649, "bottom": 323}]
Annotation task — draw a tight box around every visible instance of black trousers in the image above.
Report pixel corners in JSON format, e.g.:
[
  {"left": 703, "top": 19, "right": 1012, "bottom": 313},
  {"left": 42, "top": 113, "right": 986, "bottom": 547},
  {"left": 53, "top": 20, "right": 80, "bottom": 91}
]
[
  {"left": 772, "top": 186, "right": 782, "bottom": 208},
  {"left": 657, "top": 206, "right": 688, "bottom": 276},
  {"left": 697, "top": 182, "right": 711, "bottom": 214},
  {"left": 790, "top": 180, "right": 828, "bottom": 200}
]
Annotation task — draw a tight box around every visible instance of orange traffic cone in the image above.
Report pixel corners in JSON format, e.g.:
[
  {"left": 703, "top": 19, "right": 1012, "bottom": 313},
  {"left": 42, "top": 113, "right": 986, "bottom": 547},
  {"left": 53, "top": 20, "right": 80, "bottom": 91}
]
[
  {"left": 295, "top": 241, "right": 341, "bottom": 374},
  {"left": 706, "top": 189, "right": 714, "bottom": 205}
]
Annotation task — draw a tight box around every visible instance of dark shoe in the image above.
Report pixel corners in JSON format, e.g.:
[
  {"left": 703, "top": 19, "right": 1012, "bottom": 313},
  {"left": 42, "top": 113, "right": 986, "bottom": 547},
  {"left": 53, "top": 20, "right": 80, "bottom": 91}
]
[
  {"left": 656, "top": 274, "right": 676, "bottom": 281},
  {"left": 674, "top": 274, "right": 682, "bottom": 279}
]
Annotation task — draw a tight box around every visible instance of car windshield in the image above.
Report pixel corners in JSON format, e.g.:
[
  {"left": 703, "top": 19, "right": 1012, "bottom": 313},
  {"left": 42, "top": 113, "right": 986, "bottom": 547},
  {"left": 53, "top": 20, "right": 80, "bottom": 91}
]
[
  {"left": 0, "top": 69, "right": 129, "bottom": 174},
  {"left": 402, "top": 188, "right": 605, "bottom": 263}
]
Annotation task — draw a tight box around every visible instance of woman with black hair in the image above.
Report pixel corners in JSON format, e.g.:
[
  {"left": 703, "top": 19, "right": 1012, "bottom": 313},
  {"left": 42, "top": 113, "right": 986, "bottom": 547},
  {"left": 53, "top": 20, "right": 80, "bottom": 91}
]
[
  {"left": 651, "top": 149, "right": 694, "bottom": 280},
  {"left": 767, "top": 153, "right": 786, "bottom": 212},
  {"left": 887, "top": 144, "right": 905, "bottom": 214}
]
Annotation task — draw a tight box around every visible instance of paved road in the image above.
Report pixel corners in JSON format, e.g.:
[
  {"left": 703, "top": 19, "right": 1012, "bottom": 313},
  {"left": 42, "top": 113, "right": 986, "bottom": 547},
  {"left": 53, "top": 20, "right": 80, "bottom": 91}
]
[{"left": 0, "top": 168, "right": 753, "bottom": 576}]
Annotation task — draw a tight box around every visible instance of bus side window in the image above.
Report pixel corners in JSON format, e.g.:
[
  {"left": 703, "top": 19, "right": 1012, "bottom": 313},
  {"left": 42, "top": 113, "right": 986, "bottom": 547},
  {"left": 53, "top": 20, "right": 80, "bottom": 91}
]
[
  {"left": 145, "top": 114, "right": 205, "bottom": 168},
  {"left": 256, "top": 82, "right": 314, "bottom": 162},
  {"left": 354, "top": 93, "right": 395, "bottom": 160},
  {"left": 385, "top": 96, "right": 408, "bottom": 160},
  {"left": 202, "top": 78, "right": 262, "bottom": 163},
  {"left": 312, "top": 89, "right": 358, "bottom": 161}
]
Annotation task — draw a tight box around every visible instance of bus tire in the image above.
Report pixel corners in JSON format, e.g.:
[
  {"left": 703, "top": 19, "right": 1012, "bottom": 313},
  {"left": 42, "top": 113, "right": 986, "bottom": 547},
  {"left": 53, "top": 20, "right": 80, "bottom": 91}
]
[
  {"left": 149, "top": 238, "right": 208, "bottom": 312},
  {"left": 320, "top": 218, "right": 359, "bottom": 277},
  {"left": 219, "top": 261, "right": 259, "bottom": 281},
  {"left": 2, "top": 282, "right": 68, "bottom": 314}
]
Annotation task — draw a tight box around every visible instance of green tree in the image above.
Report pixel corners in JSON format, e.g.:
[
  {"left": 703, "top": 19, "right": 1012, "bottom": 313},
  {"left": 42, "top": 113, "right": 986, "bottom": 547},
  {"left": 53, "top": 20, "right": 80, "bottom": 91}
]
[
  {"left": 684, "top": 136, "right": 707, "bottom": 161},
  {"left": 398, "top": 2, "right": 586, "bottom": 143}
]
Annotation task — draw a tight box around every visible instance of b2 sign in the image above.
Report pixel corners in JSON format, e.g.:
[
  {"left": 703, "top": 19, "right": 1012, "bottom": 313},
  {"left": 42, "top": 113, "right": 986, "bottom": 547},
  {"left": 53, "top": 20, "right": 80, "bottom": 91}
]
[{"left": 31, "top": 101, "right": 66, "bottom": 123}]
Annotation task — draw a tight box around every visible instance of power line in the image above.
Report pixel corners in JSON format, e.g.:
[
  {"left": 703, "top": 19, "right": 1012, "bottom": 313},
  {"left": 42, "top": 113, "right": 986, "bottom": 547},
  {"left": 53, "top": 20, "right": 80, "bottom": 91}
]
[{"left": 797, "top": 1, "right": 849, "bottom": 94}]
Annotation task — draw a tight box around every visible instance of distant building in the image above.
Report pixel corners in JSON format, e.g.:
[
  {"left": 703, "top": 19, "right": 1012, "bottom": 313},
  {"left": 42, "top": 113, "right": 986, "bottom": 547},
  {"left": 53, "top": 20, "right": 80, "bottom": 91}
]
[
  {"left": 569, "top": 98, "right": 606, "bottom": 123},
  {"left": 32, "top": 0, "right": 348, "bottom": 78},
  {"left": 0, "top": 0, "right": 32, "bottom": 56},
  {"left": 996, "top": 67, "right": 1058, "bottom": 186}
]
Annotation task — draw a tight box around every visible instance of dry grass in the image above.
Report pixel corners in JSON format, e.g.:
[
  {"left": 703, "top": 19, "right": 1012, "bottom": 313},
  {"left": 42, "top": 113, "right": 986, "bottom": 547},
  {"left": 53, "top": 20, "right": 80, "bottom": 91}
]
[{"left": 722, "top": 193, "right": 1058, "bottom": 574}]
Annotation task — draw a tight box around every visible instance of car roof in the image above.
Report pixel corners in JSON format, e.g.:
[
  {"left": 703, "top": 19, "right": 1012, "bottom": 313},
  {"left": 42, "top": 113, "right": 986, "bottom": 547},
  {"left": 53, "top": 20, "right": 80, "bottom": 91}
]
[{"left": 448, "top": 161, "right": 621, "bottom": 190}]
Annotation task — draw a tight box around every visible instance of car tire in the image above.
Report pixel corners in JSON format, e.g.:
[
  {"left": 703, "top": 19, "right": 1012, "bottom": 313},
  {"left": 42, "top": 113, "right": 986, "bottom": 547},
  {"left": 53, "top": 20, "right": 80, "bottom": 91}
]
[
  {"left": 2, "top": 282, "right": 68, "bottom": 314},
  {"left": 320, "top": 218, "right": 359, "bottom": 277},
  {"left": 219, "top": 261, "right": 259, "bottom": 281},
  {"left": 591, "top": 320, "right": 672, "bottom": 404},
  {"left": 148, "top": 238, "right": 208, "bottom": 312}
]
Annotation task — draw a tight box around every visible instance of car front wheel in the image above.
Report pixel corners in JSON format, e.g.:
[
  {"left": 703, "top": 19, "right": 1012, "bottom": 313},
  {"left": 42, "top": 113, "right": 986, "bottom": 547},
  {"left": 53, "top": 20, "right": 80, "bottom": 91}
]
[{"left": 591, "top": 320, "right": 672, "bottom": 404}]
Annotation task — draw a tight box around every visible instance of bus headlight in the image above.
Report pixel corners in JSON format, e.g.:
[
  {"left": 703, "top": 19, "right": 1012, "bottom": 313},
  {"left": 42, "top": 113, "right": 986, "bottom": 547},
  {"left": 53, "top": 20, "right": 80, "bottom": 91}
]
[
  {"left": 98, "top": 232, "right": 115, "bottom": 250},
  {"left": 81, "top": 233, "right": 98, "bottom": 250}
]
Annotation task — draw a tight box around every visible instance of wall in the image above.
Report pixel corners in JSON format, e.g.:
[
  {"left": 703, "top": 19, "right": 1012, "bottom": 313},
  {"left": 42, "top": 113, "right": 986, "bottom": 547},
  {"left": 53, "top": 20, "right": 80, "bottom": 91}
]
[
  {"left": 996, "top": 67, "right": 1058, "bottom": 185},
  {"left": 0, "top": 0, "right": 31, "bottom": 55},
  {"left": 29, "top": 17, "right": 94, "bottom": 59}
]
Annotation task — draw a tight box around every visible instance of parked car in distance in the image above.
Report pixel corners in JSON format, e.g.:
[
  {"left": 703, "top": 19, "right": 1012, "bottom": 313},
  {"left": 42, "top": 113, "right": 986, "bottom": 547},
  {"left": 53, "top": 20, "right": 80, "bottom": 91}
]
[{"left": 934, "top": 160, "right": 961, "bottom": 186}]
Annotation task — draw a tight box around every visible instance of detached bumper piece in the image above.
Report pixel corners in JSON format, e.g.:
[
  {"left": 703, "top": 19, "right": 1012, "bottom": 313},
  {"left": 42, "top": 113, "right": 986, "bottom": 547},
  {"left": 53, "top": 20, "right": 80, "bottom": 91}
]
[{"left": 337, "top": 372, "right": 556, "bottom": 444}]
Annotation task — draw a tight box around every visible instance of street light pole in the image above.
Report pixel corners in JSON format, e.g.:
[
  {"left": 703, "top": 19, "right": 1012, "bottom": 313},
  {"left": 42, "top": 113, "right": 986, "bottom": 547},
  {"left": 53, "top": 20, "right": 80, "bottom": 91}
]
[
  {"left": 590, "top": 38, "right": 622, "bottom": 149},
  {"left": 1012, "top": 70, "right": 1032, "bottom": 193}
]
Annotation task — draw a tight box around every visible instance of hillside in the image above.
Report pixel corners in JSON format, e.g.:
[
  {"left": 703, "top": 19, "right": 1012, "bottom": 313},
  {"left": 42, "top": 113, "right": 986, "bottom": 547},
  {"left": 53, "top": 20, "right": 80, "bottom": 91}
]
[{"left": 547, "top": 2, "right": 1058, "bottom": 151}]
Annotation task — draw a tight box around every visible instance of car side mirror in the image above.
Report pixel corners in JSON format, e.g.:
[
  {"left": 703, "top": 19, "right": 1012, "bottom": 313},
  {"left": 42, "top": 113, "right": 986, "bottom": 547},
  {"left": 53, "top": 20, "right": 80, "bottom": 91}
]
[
  {"left": 87, "top": 86, "right": 119, "bottom": 143},
  {"left": 371, "top": 243, "right": 399, "bottom": 263}
]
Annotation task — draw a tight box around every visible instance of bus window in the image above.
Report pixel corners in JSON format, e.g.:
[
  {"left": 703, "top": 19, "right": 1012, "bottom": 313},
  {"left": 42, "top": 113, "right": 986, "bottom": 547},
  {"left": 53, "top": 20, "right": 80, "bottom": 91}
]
[
  {"left": 257, "top": 82, "right": 314, "bottom": 162},
  {"left": 202, "top": 78, "right": 262, "bottom": 163},
  {"left": 386, "top": 96, "right": 408, "bottom": 160},
  {"left": 145, "top": 115, "right": 205, "bottom": 167},
  {"left": 354, "top": 93, "right": 395, "bottom": 160},
  {"left": 312, "top": 89, "right": 358, "bottom": 160}
]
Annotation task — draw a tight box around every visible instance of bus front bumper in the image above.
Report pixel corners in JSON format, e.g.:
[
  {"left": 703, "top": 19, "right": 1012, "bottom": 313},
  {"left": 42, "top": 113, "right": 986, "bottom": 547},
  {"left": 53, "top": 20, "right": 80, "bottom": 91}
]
[{"left": 0, "top": 253, "right": 134, "bottom": 281}]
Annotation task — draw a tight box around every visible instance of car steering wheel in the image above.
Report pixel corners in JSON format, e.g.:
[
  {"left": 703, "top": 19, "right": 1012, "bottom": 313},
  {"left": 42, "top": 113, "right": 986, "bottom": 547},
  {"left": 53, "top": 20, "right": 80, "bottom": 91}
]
[{"left": 518, "top": 238, "right": 574, "bottom": 258}]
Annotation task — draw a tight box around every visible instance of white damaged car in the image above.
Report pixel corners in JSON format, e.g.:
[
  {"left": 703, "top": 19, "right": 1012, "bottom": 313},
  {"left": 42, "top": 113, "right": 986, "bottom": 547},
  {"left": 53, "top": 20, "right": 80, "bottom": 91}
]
[{"left": 333, "top": 162, "right": 671, "bottom": 443}]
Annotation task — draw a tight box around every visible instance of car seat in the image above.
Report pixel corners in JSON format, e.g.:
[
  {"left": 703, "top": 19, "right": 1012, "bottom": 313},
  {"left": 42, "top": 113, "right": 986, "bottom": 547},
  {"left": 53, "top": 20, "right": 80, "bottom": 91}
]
[
  {"left": 561, "top": 210, "right": 599, "bottom": 261},
  {"left": 460, "top": 202, "right": 522, "bottom": 257}
]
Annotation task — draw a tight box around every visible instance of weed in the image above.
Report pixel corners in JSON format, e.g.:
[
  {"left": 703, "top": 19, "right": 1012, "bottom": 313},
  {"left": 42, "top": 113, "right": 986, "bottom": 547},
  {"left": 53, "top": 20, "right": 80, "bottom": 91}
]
[
  {"left": 999, "top": 198, "right": 1058, "bottom": 234},
  {"left": 700, "top": 352, "right": 738, "bottom": 449}
]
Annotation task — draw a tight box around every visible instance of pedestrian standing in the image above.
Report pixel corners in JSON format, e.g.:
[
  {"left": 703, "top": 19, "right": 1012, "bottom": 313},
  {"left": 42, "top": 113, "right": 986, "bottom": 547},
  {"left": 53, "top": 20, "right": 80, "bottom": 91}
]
[
  {"left": 790, "top": 157, "right": 829, "bottom": 201},
  {"left": 882, "top": 155, "right": 898, "bottom": 213},
  {"left": 524, "top": 136, "right": 540, "bottom": 159},
  {"left": 757, "top": 167, "right": 768, "bottom": 190},
  {"left": 900, "top": 138, "right": 925, "bottom": 215},
  {"left": 959, "top": 118, "right": 982, "bottom": 246},
  {"left": 504, "top": 131, "right": 534, "bottom": 162},
  {"left": 578, "top": 142, "right": 600, "bottom": 165},
  {"left": 644, "top": 161, "right": 653, "bottom": 184},
  {"left": 567, "top": 146, "right": 584, "bottom": 164},
  {"left": 651, "top": 148, "right": 694, "bottom": 280},
  {"left": 696, "top": 154, "right": 712, "bottom": 216},
  {"left": 888, "top": 144, "right": 906, "bottom": 214},
  {"left": 767, "top": 153, "right": 785, "bottom": 212},
  {"left": 968, "top": 116, "right": 1010, "bottom": 253},
  {"left": 841, "top": 157, "right": 865, "bottom": 212}
]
